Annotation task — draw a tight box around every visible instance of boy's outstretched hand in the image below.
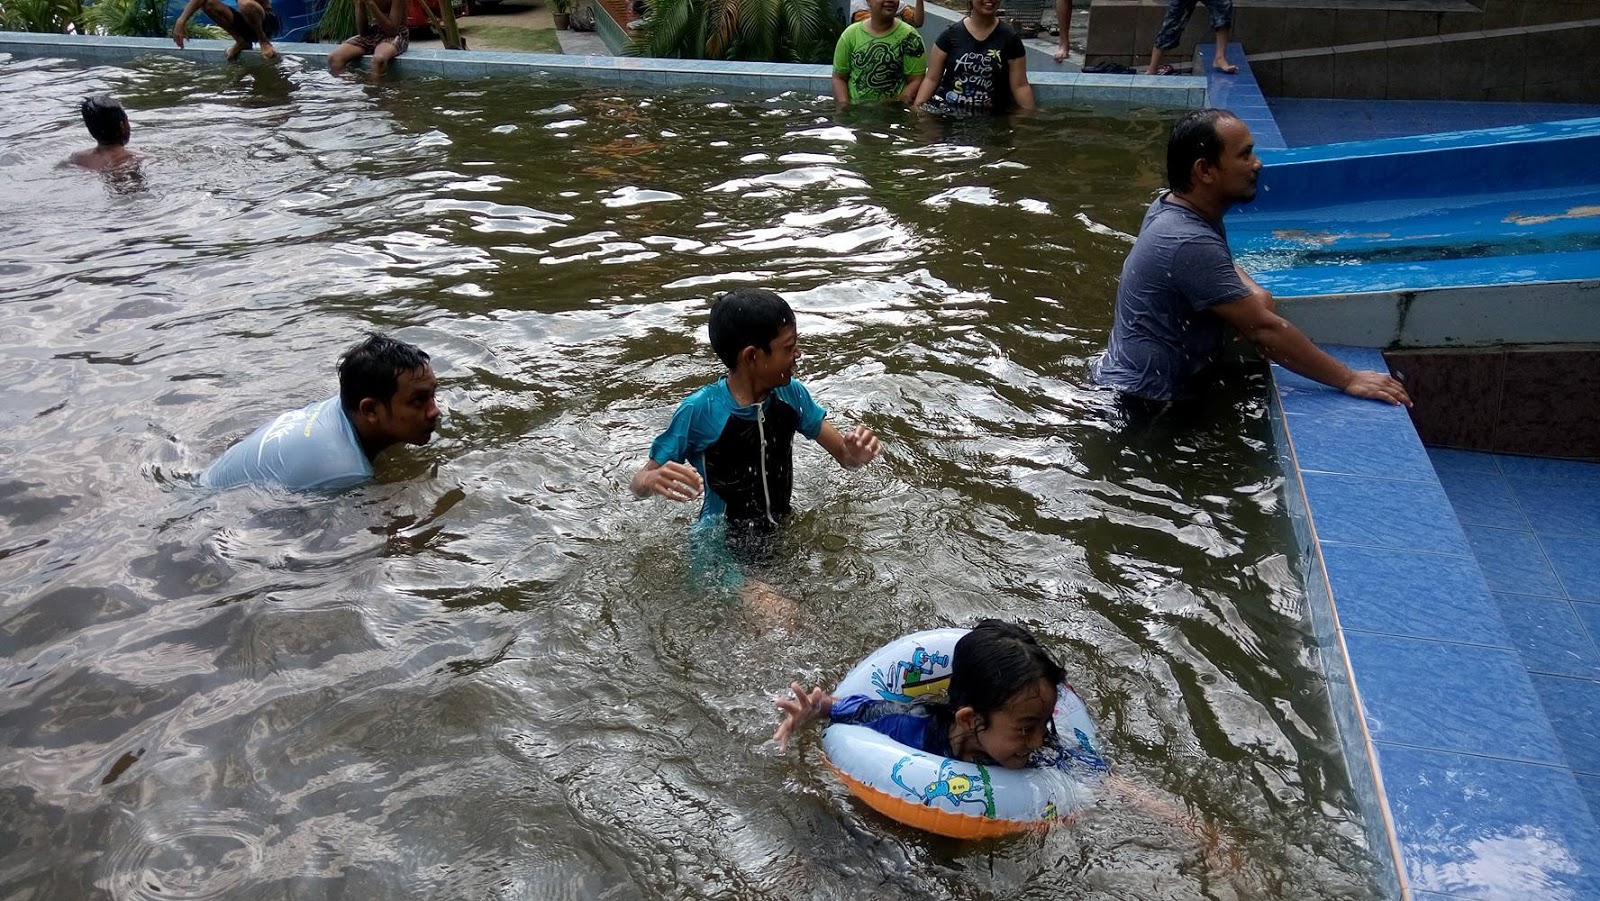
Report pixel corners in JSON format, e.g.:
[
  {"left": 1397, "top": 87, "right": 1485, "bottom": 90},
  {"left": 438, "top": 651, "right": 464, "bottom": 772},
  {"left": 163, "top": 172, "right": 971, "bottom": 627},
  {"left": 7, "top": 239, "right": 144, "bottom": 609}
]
[
  {"left": 842, "top": 426, "right": 881, "bottom": 467},
  {"left": 773, "top": 682, "right": 833, "bottom": 752},
  {"left": 631, "top": 460, "right": 704, "bottom": 502},
  {"left": 820, "top": 423, "right": 881, "bottom": 470}
]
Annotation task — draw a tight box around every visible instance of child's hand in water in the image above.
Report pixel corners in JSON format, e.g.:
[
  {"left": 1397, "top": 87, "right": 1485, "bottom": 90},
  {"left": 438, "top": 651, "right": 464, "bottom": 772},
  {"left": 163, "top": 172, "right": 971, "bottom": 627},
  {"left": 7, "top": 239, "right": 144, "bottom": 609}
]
[
  {"left": 642, "top": 461, "right": 703, "bottom": 502},
  {"left": 840, "top": 426, "right": 881, "bottom": 468},
  {"left": 773, "top": 682, "right": 834, "bottom": 752}
]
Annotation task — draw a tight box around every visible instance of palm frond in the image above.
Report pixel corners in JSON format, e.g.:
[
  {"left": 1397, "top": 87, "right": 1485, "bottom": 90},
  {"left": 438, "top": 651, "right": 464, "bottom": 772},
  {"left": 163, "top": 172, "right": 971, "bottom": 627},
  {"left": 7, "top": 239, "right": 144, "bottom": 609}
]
[
  {"left": 316, "top": 0, "right": 356, "bottom": 40},
  {"left": 80, "top": 0, "right": 165, "bottom": 37}
]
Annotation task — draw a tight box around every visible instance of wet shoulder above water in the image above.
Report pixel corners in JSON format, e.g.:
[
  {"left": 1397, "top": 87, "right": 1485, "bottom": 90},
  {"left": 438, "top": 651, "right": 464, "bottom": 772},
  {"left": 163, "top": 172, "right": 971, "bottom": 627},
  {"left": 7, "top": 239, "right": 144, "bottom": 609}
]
[{"left": 0, "top": 53, "right": 1381, "bottom": 900}]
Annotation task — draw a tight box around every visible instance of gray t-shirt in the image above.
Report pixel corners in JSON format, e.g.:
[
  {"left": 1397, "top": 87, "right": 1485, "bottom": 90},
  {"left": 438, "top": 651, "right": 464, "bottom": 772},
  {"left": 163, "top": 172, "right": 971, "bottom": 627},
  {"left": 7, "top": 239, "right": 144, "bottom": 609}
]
[{"left": 1092, "top": 195, "right": 1250, "bottom": 401}]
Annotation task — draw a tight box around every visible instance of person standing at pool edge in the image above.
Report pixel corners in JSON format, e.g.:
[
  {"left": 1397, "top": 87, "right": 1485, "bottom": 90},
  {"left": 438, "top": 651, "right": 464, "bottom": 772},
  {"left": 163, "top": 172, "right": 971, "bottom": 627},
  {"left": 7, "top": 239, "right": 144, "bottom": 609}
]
[
  {"left": 200, "top": 334, "right": 441, "bottom": 491},
  {"left": 630, "top": 289, "right": 881, "bottom": 554},
  {"left": 172, "top": 0, "right": 279, "bottom": 62},
  {"left": 1092, "top": 109, "right": 1410, "bottom": 409},
  {"left": 832, "top": 0, "right": 928, "bottom": 109}
]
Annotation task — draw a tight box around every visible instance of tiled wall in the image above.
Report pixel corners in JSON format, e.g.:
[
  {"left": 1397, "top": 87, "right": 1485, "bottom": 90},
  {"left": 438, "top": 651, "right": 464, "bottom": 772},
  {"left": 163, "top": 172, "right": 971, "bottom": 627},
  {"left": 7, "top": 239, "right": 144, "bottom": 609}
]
[
  {"left": 1272, "top": 345, "right": 1600, "bottom": 899},
  {"left": 1386, "top": 347, "right": 1600, "bottom": 460},
  {"left": 1085, "top": 0, "right": 1600, "bottom": 103}
]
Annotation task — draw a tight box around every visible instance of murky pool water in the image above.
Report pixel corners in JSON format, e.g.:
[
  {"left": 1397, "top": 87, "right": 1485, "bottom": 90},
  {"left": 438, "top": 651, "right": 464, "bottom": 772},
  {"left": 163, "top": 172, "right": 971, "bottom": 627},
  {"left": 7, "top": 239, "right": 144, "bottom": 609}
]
[{"left": 0, "top": 52, "right": 1380, "bottom": 899}]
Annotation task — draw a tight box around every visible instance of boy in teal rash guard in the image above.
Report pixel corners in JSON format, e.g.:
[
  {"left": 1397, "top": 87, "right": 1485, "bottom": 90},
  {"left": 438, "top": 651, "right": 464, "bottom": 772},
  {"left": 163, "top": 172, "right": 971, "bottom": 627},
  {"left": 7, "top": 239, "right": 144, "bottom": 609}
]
[
  {"left": 630, "top": 289, "right": 882, "bottom": 563},
  {"left": 832, "top": 0, "right": 927, "bottom": 108}
]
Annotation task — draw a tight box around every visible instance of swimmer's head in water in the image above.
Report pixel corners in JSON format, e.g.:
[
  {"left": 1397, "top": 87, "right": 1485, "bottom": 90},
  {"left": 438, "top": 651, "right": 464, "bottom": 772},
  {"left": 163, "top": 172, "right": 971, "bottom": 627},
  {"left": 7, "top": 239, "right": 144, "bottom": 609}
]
[
  {"left": 339, "top": 334, "right": 440, "bottom": 448},
  {"left": 708, "top": 288, "right": 796, "bottom": 374},
  {"left": 81, "top": 95, "right": 129, "bottom": 146},
  {"left": 948, "top": 620, "right": 1065, "bottom": 769}
]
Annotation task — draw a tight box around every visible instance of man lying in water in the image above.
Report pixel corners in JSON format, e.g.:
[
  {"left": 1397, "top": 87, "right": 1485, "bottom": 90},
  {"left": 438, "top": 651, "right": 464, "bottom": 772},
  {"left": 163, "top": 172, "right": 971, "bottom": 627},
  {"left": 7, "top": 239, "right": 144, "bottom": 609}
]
[
  {"left": 200, "top": 334, "right": 441, "bottom": 491},
  {"left": 172, "top": 0, "right": 280, "bottom": 62},
  {"left": 68, "top": 95, "right": 136, "bottom": 172}
]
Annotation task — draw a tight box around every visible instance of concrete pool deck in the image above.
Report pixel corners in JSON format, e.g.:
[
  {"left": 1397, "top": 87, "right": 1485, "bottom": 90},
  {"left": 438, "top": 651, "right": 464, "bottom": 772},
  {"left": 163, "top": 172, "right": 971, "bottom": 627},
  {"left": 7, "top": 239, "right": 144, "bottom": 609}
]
[{"left": 0, "top": 32, "right": 1205, "bottom": 111}]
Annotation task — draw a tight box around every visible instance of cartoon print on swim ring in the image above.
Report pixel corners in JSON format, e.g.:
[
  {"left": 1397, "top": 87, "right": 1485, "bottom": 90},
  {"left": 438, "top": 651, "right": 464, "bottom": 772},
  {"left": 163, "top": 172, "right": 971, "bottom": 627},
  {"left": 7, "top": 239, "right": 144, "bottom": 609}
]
[{"left": 820, "top": 628, "right": 1108, "bottom": 839}]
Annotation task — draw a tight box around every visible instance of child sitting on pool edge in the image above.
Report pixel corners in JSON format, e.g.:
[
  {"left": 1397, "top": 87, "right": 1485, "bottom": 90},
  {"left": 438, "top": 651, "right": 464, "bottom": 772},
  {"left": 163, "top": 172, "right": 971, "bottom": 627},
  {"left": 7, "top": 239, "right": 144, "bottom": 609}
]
[
  {"left": 630, "top": 288, "right": 881, "bottom": 584},
  {"left": 774, "top": 619, "right": 1099, "bottom": 771}
]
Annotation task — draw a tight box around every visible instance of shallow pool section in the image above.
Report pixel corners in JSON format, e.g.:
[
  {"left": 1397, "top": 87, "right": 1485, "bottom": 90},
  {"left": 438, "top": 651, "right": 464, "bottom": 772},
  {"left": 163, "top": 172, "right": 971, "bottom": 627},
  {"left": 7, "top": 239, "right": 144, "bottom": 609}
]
[
  {"left": 1271, "top": 351, "right": 1600, "bottom": 899},
  {"left": 0, "top": 52, "right": 1379, "bottom": 898}
]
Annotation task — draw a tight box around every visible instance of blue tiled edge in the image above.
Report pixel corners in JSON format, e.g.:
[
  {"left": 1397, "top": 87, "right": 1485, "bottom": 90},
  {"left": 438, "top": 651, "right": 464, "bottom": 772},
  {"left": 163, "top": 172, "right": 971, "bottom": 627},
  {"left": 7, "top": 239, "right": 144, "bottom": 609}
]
[
  {"left": 0, "top": 32, "right": 1204, "bottom": 111},
  {"left": 1271, "top": 346, "right": 1600, "bottom": 899}
]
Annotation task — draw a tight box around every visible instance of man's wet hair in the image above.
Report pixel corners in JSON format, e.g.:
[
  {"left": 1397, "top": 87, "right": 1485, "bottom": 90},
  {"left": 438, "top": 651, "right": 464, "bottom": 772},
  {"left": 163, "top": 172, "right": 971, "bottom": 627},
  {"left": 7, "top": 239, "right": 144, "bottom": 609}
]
[
  {"left": 707, "top": 288, "right": 796, "bottom": 371},
  {"left": 338, "top": 334, "right": 431, "bottom": 412},
  {"left": 81, "top": 95, "right": 128, "bottom": 146},
  {"left": 1167, "top": 108, "right": 1237, "bottom": 193}
]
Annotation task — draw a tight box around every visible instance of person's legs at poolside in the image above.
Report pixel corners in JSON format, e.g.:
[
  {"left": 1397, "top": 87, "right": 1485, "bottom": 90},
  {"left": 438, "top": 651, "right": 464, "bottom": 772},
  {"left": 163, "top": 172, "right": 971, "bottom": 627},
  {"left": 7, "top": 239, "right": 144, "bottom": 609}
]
[
  {"left": 328, "top": 32, "right": 376, "bottom": 73},
  {"left": 1146, "top": 0, "right": 1197, "bottom": 74},
  {"left": 206, "top": 0, "right": 277, "bottom": 61},
  {"left": 1053, "top": 0, "right": 1071, "bottom": 63},
  {"left": 1207, "top": 0, "right": 1236, "bottom": 73},
  {"left": 368, "top": 30, "right": 408, "bottom": 78}
]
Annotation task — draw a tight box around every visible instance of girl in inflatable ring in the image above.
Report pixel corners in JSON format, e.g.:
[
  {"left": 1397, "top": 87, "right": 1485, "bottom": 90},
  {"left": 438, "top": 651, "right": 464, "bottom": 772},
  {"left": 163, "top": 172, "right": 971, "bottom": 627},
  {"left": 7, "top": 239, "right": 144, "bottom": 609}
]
[
  {"left": 774, "top": 619, "right": 1244, "bottom": 870},
  {"left": 773, "top": 619, "right": 1068, "bottom": 768}
]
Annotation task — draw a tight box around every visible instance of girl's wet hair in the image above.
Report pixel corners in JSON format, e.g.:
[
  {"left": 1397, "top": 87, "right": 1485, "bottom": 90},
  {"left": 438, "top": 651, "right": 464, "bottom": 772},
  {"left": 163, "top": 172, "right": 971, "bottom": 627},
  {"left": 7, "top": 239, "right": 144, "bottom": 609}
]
[
  {"left": 947, "top": 619, "right": 1064, "bottom": 719},
  {"left": 81, "top": 95, "right": 128, "bottom": 146}
]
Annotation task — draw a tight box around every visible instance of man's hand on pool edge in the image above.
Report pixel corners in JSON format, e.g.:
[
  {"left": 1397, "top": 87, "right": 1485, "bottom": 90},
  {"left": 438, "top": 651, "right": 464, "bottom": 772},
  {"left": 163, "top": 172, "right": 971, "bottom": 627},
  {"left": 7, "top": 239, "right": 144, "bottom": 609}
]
[{"left": 1342, "top": 370, "right": 1413, "bottom": 407}]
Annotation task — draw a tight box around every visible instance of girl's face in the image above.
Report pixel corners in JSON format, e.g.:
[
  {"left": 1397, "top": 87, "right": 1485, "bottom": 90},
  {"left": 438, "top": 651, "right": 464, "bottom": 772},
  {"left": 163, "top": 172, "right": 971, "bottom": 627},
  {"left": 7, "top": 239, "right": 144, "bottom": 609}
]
[{"left": 968, "top": 678, "right": 1057, "bottom": 769}]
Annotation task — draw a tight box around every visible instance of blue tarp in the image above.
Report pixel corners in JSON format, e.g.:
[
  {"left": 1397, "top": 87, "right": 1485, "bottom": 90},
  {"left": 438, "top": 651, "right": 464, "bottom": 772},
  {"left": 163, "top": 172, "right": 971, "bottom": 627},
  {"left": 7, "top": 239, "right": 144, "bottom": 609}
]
[{"left": 163, "top": 0, "right": 325, "bottom": 41}]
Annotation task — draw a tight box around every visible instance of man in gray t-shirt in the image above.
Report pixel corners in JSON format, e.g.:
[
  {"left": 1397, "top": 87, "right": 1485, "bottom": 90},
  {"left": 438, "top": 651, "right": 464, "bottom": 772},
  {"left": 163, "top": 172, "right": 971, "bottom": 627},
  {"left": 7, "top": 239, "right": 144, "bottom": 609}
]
[{"left": 1093, "top": 110, "right": 1410, "bottom": 408}]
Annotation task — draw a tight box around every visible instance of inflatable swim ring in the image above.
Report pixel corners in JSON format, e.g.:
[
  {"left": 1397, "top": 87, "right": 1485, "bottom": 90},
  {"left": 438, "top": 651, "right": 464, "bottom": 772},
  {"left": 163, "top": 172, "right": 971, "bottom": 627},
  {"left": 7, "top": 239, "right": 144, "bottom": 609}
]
[{"left": 819, "top": 628, "right": 1107, "bottom": 839}]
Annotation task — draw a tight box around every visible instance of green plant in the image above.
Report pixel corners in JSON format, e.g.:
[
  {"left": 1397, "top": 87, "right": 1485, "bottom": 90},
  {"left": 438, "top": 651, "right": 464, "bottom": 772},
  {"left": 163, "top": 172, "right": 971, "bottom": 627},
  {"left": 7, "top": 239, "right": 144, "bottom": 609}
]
[
  {"left": 628, "top": 0, "right": 838, "bottom": 62},
  {"left": 551, "top": 0, "right": 571, "bottom": 14},
  {"left": 80, "top": 0, "right": 165, "bottom": 37},
  {"left": 0, "top": 0, "right": 81, "bottom": 32},
  {"left": 315, "top": 0, "right": 357, "bottom": 41}
]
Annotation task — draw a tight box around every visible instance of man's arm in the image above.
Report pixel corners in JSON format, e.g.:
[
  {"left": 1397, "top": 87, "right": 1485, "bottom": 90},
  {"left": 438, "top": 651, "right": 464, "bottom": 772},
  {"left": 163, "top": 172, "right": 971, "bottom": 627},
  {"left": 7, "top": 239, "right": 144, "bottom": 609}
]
[
  {"left": 815, "top": 421, "right": 881, "bottom": 469},
  {"left": 908, "top": 0, "right": 924, "bottom": 26},
  {"left": 1235, "top": 265, "right": 1274, "bottom": 313},
  {"left": 1210, "top": 288, "right": 1411, "bottom": 406}
]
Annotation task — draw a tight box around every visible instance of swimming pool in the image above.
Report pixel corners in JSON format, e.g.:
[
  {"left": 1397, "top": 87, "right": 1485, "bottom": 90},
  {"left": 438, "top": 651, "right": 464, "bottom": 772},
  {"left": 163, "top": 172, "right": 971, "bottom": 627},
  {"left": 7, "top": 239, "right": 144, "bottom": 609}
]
[{"left": 0, "top": 51, "right": 1382, "bottom": 898}]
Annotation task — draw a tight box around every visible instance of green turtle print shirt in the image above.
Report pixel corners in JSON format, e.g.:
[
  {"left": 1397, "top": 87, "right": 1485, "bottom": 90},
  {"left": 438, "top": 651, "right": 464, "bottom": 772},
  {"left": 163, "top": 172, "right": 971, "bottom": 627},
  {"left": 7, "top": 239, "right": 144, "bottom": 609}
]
[{"left": 833, "top": 19, "right": 928, "bottom": 103}]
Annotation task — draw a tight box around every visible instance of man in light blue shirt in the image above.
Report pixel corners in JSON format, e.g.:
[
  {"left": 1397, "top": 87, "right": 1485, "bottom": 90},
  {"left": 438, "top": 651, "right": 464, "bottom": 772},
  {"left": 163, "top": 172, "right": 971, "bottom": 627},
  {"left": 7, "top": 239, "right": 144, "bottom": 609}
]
[{"left": 200, "top": 334, "right": 440, "bottom": 491}]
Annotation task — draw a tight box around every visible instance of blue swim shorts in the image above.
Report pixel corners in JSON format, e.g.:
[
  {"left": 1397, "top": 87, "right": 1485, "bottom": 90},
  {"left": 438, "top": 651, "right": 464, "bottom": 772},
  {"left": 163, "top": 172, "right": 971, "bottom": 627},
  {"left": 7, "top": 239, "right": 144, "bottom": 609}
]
[{"left": 1154, "top": 0, "right": 1232, "bottom": 51}]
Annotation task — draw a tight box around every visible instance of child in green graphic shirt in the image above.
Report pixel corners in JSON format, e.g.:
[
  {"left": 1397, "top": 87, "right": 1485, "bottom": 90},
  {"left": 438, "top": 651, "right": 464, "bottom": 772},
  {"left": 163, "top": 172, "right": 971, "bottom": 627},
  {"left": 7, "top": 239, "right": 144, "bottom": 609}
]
[{"left": 832, "top": 0, "right": 928, "bottom": 108}]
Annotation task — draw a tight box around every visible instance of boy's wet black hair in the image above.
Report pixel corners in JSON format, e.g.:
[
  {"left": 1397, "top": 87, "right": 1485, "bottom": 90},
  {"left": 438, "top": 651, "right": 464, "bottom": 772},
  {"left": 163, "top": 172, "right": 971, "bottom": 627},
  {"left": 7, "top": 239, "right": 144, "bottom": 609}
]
[
  {"left": 1167, "top": 107, "right": 1236, "bottom": 193},
  {"left": 81, "top": 95, "right": 128, "bottom": 146},
  {"left": 707, "top": 288, "right": 796, "bottom": 371},
  {"left": 948, "top": 619, "right": 1065, "bottom": 723},
  {"left": 337, "top": 333, "right": 431, "bottom": 412}
]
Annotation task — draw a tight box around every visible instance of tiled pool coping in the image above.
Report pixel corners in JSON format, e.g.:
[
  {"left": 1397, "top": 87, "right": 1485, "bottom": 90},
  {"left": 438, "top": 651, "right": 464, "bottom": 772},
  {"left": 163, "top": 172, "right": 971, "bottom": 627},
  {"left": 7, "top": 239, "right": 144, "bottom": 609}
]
[
  {"left": 0, "top": 32, "right": 1205, "bottom": 111},
  {"left": 1272, "top": 347, "right": 1600, "bottom": 900}
]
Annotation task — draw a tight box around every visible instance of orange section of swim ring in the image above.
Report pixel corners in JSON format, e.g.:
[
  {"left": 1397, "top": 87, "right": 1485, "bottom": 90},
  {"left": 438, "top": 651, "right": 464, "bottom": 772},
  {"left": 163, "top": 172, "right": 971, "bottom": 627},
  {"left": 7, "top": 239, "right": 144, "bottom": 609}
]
[{"left": 823, "top": 758, "right": 1040, "bottom": 839}]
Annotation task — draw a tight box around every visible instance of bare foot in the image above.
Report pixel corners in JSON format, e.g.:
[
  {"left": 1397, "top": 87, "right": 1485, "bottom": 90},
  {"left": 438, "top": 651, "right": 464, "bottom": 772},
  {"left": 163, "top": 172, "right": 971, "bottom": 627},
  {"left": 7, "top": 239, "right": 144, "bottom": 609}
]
[
  {"left": 224, "top": 40, "right": 247, "bottom": 61},
  {"left": 1214, "top": 57, "right": 1238, "bottom": 74},
  {"left": 1054, "top": 44, "right": 1067, "bottom": 63},
  {"left": 740, "top": 580, "right": 799, "bottom": 630},
  {"left": 260, "top": 40, "right": 278, "bottom": 61}
]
